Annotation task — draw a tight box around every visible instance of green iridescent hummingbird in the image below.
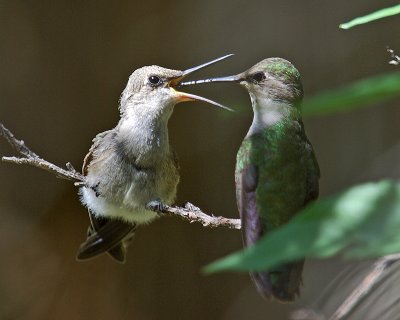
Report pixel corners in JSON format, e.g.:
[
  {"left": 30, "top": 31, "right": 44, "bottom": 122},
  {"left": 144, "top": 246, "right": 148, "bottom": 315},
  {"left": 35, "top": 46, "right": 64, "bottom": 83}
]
[{"left": 182, "top": 58, "right": 320, "bottom": 302}]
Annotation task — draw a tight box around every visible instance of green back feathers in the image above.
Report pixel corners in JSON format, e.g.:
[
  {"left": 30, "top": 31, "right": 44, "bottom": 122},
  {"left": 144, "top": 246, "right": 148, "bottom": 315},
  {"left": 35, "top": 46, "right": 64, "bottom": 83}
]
[{"left": 236, "top": 120, "right": 308, "bottom": 230}]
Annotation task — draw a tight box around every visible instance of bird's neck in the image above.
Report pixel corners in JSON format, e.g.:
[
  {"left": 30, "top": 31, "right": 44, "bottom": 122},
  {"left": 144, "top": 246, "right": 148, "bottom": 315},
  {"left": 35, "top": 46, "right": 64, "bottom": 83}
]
[
  {"left": 115, "top": 102, "right": 174, "bottom": 165},
  {"left": 246, "top": 96, "right": 300, "bottom": 138}
]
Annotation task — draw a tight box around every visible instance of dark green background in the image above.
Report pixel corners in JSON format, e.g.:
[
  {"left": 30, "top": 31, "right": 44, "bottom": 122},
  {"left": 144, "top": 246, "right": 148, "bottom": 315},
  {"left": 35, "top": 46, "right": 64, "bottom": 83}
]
[{"left": 0, "top": 1, "right": 399, "bottom": 319}]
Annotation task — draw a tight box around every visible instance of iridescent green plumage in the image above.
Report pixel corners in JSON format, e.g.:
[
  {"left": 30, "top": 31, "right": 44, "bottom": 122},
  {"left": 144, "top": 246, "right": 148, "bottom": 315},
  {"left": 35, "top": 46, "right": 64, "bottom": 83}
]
[
  {"left": 236, "top": 111, "right": 317, "bottom": 230},
  {"left": 181, "top": 57, "right": 320, "bottom": 302},
  {"left": 235, "top": 111, "right": 319, "bottom": 301},
  {"left": 234, "top": 58, "right": 319, "bottom": 302}
]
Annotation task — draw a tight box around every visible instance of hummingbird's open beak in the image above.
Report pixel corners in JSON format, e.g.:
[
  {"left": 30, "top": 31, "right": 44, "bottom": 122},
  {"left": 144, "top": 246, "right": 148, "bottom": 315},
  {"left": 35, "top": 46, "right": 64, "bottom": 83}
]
[
  {"left": 169, "top": 54, "right": 234, "bottom": 86},
  {"left": 180, "top": 74, "right": 242, "bottom": 86},
  {"left": 170, "top": 88, "right": 234, "bottom": 112},
  {"left": 168, "top": 54, "right": 235, "bottom": 112}
]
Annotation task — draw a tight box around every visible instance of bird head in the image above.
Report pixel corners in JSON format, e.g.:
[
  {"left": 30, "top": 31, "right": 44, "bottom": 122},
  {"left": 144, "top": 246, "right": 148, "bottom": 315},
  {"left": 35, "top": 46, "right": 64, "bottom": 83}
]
[
  {"left": 119, "top": 55, "right": 234, "bottom": 119},
  {"left": 181, "top": 57, "right": 303, "bottom": 107}
]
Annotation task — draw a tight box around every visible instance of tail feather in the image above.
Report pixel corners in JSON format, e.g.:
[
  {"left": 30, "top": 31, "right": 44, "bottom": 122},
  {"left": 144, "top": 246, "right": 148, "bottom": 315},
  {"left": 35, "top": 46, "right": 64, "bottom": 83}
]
[
  {"left": 251, "top": 260, "right": 304, "bottom": 302},
  {"left": 106, "top": 241, "right": 128, "bottom": 263},
  {"left": 106, "top": 230, "right": 135, "bottom": 263},
  {"left": 76, "top": 214, "right": 135, "bottom": 262}
]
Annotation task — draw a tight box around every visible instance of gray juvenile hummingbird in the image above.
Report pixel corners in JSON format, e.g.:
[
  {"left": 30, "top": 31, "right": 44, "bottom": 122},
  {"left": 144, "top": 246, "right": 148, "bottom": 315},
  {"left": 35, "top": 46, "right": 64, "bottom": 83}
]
[
  {"left": 181, "top": 58, "right": 320, "bottom": 302},
  {"left": 77, "top": 54, "right": 233, "bottom": 263}
]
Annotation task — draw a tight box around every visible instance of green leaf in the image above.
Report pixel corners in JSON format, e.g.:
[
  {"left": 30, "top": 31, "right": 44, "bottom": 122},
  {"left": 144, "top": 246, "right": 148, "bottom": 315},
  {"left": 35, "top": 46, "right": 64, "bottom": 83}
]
[
  {"left": 302, "top": 72, "right": 400, "bottom": 117},
  {"left": 203, "top": 180, "right": 400, "bottom": 274},
  {"left": 340, "top": 4, "right": 400, "bottom": 29}
]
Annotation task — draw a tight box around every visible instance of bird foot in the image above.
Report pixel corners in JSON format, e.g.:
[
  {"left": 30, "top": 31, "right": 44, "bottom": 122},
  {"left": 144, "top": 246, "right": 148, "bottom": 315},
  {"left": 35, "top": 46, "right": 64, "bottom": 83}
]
[
  {"left": 146, "top": 199, "right": 166, "bottom": 212},
  {"left": 88, "top": 182, "right": 101, "bottom": 197},
  {"left": 183, "top": 202, "right": 200, "bottom": 211}
]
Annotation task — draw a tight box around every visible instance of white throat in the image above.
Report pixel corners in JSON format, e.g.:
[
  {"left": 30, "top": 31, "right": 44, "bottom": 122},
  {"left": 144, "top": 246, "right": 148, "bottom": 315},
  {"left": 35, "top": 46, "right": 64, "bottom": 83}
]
[
  {"left": 246, "top": 95, "right": 291, "bottom": 137},
  {"left": 117, "top": 101, "right": 174, "bottom": 164}
]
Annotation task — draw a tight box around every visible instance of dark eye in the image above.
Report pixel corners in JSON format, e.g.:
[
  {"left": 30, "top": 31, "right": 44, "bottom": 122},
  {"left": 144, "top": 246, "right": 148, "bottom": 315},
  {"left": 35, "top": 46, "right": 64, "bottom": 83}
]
[
  {"left": 251, "top": 72, "right": 266, "bottom": 83},
  {"left": 148, "top": 75, "right": 162, "bottom": 86}
]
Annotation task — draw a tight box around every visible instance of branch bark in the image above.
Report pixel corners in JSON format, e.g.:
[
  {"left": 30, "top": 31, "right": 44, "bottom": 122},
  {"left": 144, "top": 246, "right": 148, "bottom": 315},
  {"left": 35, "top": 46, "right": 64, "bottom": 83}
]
[
  {"left": 328, "top": 253, "right": 400, "bottom": 320},
  {"left": 290, "top": 254, "right": 400, "bottom": 320},
  {"left": 387, "top": 47, "right": 400, "bottom": 66},
  {"left": 0, "top": 122, "right": 241, "bottom": 230},
  {"left": 161, "top": 202, "right": 241, "bottom": 229}
]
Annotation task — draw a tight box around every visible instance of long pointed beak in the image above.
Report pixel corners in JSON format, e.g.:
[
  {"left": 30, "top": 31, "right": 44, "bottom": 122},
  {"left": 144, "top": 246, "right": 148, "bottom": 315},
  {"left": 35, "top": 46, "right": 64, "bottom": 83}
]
[
  {"left": 170, "top": 88, "right": 234, "bottom": 112},
  {"left": 181, "top": 54, "right": 234, "bottom": 77},
  {"left": 180, "top": 74, "right": 242, "bottom": 86},
  {"left": 169, "top": 54, "right": 234, "bottom": 87},
  {"left": 168, "top": 54, "right": 235, "bottom": 112}
]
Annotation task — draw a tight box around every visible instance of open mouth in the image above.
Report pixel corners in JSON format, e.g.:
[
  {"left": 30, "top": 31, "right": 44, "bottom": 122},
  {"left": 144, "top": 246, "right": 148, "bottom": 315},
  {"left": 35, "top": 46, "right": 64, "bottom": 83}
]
[{"left": 168, "top": 54, "right": 235, "bottom": 112}]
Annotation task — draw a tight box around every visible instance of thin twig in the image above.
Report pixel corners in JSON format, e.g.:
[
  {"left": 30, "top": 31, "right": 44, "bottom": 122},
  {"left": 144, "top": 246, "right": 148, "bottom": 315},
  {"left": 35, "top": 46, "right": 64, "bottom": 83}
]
[
  {"left": 387, "top": 47, "right": 400, "bottom": 66},
  {"left": 0, "top": 123, "right": 39, "bottom": 158},
  {"left": 0, "top": 121, "right": 241, "bottom": 230},
  {"left": 2, "top": 156, "right": 83, "bottom": 181},
  {"left": 329, "top": 253, "right": 400, "bottom": 320},
  {"left": 290, "top": 308, "right": 325, "bottom": 320},
  {"left": 290, "top": 254, "right": 400, "bottom": 320},
  {"left": 0, "top": 123, "right": 83, "bottom": 181},
  {"left": 162, "top": 202, "right": 241, "bottom": 229}
]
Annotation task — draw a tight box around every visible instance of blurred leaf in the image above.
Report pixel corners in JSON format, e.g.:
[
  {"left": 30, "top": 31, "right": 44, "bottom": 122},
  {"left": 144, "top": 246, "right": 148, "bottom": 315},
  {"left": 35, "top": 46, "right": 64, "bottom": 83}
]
[
  {"left": 302, "top": 72, "right": 400, "bottom": 117},
  {"left": 340, "top": 4, "right": 400, "bottom": 29},
  {"left": 204, "top": 180, "right": 400, "bottom": 274}
]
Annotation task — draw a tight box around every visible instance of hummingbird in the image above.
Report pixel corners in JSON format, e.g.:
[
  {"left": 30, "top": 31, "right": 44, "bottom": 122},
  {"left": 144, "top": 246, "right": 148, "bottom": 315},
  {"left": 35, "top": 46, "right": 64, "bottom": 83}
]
[
  {"left": 77, "top": 54, "right": 234, "bottom": 263},
  {"left": 181, "top": 58, "right": 320, "bottom": 302}
]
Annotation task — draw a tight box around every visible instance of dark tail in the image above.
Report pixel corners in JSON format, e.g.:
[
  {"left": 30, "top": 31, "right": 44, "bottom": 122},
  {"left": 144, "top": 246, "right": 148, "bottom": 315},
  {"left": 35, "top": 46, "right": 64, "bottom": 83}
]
[
  {"left": 76, "top": 213, "right": 135, "bottom": 263},
  {"left": 106, "top": 240, "right": 130, "bottom": 263},
  {"left": 250, "top": 260, "right": 304, "bottom": 302}
]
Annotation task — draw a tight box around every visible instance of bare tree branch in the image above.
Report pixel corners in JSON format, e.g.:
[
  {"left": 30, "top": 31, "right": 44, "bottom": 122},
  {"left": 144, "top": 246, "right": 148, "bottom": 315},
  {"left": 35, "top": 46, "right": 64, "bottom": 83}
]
[
  {"left": 328, "top": 253, "right": 400, "bottom": 320},
  {"left": 290, "top": 309, "right": 325, "bottom": 320},
  {"left": 161, "top": 202, "right": 241, "bottom": 229},
  {"left": 387, "top": 47, "right": 400, "bottom": 66},
  {"left": 1, "top": 123, "right": 83, "bottom": 182},
  {"left": 290, "top": 254, "right": 400, "bottom": 320},
  {"left": 0, "top": 121, "right": 241, "bottom": 230},
  {"left": 0, "top": 122, "right": 39, "bottom": 157}
]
